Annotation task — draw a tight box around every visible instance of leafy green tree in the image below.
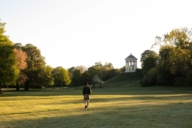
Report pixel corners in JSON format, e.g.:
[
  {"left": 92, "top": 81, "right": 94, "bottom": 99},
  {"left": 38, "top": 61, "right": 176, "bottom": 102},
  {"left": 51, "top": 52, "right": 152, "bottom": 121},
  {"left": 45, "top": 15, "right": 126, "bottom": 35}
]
[
  {"left": 71, "top": 69, "right": 82, "bottom": 88},
  {"left": 108, "top": 69, "right": 120, "bottom": 79},
  {"left": 141, "top": 67, "right": 157, "bottom": 87},
  {"left": 152, "top": 28, "right": 192, "bottom": 50},
  {"left": 94, "top": 61, "right": 102, "bottom": 67},
  {"left": 87, "top": 66, "right": 103, "bottom": 84},
  {"left": 0, "top": 20, "right": 19, "bottom": 91},
  {"left": 158, "top": 45, "right": 190, "bottom": 86},
  {"left": 104, "top": 62, "right": 114, "bottom": 69},
  {"left": 152, "top": 28, "right": 192, "bottom": 86},
  {"left": 185, "top": 43, "right": 192, "bottom": 85},
  {"left": 43, "top": 66, "right": 54, "bottom": 87},
  {"left": 30, "top": 66, "right": 54, "bottom": 88},
  {"left": 22, "top": 44, "right": 46, "bottom": 69},
  {"left": 68, "top": 66, "right": 76, "bottom": 79},
  {"left": 163, "top": 28, "right": 191, "bottom": 49},
  {"left": 75, "top": 65, "right": 87, "bottom": 73},
  {"left": 120, "top": 66, "right": 125, "bottom": 73},
  {"left": 102, "top": 62, "right": 114, "bottom": 80},
  {"left": 81, "top": 71, "right": 90, "bottom": 85},
  {"left": 140, "top": 50, "right": 158, "bottom": 75},
  {"left": 101, "top": 67, "right": 110, "bottom": 81},
  {"left": 22, "top": 43, "right": 46, "bottom": 90},
  {"left": 52, "top": 66, "right": 71, "bottom": 88}
]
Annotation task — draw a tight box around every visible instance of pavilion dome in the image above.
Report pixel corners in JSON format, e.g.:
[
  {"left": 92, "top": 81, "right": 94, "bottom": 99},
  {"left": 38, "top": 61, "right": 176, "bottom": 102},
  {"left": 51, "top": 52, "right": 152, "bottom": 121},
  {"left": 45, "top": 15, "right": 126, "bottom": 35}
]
[{"left": 126, "top": 53, "right": 137, "bottom": 59}]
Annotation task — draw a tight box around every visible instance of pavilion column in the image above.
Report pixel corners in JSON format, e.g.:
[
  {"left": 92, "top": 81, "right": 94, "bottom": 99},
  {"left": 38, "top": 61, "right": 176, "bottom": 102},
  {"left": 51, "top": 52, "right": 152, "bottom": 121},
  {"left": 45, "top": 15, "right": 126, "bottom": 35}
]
[
  {"left": 125, "top": 61, "right": 127, "bottom": 72},
  {"left": 132, "top": 61, "right": 134, "bottom": 72},
  {"left": 127, "top": 61, "right": 129, "bottom": 72}
]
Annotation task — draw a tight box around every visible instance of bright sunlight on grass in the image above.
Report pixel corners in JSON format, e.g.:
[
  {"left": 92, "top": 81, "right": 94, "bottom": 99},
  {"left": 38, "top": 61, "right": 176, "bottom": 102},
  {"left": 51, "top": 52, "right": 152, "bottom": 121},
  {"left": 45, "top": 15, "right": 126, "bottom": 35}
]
[{"left": 1, "top": 86, "right": 192, "bottom": 128}]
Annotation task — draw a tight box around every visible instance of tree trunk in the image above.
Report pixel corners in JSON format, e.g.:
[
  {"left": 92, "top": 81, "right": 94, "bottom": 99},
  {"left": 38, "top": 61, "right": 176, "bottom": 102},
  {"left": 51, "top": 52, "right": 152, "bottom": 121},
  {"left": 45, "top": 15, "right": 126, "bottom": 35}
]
[
  {"left": 24, "top": 81, "right": 29, "bottom": 91},
  {"left": 93, "top": 83, "right": 95, "bottom": 88},
  {"left": 0, "top": 82, "right": 2, "bottom": 92},
  {"left": 16, "top": 82, "right": 20, "bottom": 91}
]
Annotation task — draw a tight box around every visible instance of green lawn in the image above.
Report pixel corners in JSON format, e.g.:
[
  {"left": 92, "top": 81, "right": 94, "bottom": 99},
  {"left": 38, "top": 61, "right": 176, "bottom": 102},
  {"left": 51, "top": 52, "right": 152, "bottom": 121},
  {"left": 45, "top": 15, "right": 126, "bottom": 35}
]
[{"left": 0, "top": 84, "right": 192, "bottom": 128}]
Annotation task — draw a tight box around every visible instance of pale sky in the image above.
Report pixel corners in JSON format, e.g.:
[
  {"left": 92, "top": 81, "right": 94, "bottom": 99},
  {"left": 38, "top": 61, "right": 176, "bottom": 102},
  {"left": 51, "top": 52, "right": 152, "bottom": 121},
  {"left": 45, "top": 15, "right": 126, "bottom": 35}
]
[{"left": 1, "top": 0, "right": 192, "bottom": 69}]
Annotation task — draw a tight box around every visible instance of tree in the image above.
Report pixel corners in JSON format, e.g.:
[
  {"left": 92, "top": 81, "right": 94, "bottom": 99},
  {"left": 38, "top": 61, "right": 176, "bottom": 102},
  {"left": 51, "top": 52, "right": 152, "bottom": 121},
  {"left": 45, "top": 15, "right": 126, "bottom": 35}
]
[
  {"left": 158, "top": 45, "right": 190, "bottom": 86},
  {"left": 0, "top": 20, "right": 19, "bottom": 91},
  {"left": 22, "top": 44, "right": 46, "bottom": 69},
  {"left": 71, "top": 69, "right": 82, "bottom": 88},
  {"left": 92, "top": 75, "right": 103, "bottom": 88},
  {"left": 101, "top": 67, "right": 110, "bottom": 81},
  {"left": 108, "top": 69, "right": 120, "bottom": 79},
  {"left": 151, "top": 27, "right": 192, "bottom": 86},
  {"left": 140, "top": 50, "right": 158, "bottom": 75},
  {"left": 120, "top": 66, "right": 125, "bottom": 73},
  {"left": 22, "top": 44, "right": 46, "bottom": 90},
  {"left": 104, "top": 62, "right": 114, "bottom": 69},
  {"left": 81, "top": 71, "right": 90, "bottom": 85},
  {"left": 68, "top": 66, "right": 76, "bottom": 79},
  {"left": 75, "top": 65, "right": 87, "bottom": 73},
  {"left": 30, "top": 66, "right": 54, "bottom": 88},
  {"left": 140, "top": 67, "right": 157, "bottom": 87},
  {"left": 52, "top": 66, "right": 71, "bottom": 88},
  {"left": 152, "top": 28, "right": 192, "bottom": 50},
  {"left": 43, "top": 66, "right": 54, "bottom": 87},
  {"left": 14, "top": 46, "right": 28, "bottom": 90},
  {"left": 163, "top": 28, "right": 191, "bottom": 49},
  {"left": 87, "top": 66, "right": 103, "bottom": 84},
  {"left": 140, "top": 50, "right": 158, "bottom": 72}
]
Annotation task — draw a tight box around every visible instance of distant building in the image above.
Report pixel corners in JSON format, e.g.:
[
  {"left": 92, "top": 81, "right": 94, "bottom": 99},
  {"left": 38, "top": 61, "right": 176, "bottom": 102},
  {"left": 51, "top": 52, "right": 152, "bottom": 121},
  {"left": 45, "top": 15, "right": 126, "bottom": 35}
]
[{"left": 125, "top": 53, "right": 137, "bottom": 72}]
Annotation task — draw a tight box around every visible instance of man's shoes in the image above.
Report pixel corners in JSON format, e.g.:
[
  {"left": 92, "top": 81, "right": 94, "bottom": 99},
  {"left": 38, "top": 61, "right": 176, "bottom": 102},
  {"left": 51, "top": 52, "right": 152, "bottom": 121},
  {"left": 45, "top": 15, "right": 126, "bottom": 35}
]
[{"left": 85, "top": 105, "right": 87, "bottom": 108}]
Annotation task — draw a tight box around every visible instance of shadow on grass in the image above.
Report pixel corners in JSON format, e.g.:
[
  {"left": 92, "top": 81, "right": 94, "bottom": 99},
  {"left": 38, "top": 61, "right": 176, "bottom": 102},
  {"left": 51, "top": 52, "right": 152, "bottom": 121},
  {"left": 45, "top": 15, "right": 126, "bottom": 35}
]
[{"left": 1, "top": 100, "right": 192, "bottom": 128}]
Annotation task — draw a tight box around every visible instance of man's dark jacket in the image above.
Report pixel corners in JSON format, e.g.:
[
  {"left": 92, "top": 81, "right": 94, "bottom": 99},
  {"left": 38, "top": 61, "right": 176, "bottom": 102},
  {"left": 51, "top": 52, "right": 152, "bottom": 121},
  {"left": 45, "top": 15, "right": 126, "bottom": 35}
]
[{"left": 83, "top": 86, "right": 92, "bottom": 95}]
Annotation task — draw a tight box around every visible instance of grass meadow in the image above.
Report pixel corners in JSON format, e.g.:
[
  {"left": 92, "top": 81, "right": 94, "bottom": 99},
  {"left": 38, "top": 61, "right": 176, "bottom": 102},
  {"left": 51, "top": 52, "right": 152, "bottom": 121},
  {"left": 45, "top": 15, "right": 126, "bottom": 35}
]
[{"left": 1, "top": 81, "right": 192, "bottom": 128}]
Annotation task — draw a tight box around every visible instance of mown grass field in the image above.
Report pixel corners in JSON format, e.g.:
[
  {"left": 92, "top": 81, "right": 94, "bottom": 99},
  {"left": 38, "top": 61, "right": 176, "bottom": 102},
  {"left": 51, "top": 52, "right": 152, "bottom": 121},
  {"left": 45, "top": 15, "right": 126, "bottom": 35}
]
[{"left": 1, "top": 73, "right": 192, "bottom": 128}]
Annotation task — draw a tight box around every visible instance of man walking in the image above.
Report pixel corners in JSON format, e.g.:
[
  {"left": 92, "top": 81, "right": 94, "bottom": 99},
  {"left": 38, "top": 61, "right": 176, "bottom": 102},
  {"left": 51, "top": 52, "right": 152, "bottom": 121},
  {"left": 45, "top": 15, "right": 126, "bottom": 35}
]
[{"left": 83, "top": 82, "right": 92, "bottom": 108}]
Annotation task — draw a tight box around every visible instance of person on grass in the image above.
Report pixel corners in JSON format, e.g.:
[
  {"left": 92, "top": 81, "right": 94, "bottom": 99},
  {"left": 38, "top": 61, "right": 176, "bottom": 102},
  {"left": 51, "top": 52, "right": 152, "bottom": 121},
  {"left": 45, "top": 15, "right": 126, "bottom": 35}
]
[{"left": 83, "top": 82, "right": 92, "bottom": 108}]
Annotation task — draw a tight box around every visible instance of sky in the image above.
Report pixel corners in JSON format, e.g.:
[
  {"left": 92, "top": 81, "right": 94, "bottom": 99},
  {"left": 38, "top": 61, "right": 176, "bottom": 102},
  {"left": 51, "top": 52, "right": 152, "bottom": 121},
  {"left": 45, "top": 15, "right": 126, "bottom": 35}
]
[{"left": 1, "top": 0, "right": 192, "bottom": 69}]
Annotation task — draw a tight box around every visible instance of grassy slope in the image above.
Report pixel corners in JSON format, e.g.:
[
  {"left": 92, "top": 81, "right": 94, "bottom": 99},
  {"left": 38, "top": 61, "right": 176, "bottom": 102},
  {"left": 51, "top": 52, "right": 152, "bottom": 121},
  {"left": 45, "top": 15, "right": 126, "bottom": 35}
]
[
  {"left": 102, "top": 72, "right": 191, "bottom": 92},
  {"left": 102, "top": 72, "right": 142, "bottom": 88}
]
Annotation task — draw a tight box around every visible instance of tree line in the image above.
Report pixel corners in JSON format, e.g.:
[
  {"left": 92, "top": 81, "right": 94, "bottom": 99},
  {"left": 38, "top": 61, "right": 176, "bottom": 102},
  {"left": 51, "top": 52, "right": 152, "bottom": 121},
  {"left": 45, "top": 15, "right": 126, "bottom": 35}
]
[
  {"left": 2, "top": 18, "right": 191, "bottom": 90},
  {"left": 0, "top": 20, "right": 124, "bottom": 91}
]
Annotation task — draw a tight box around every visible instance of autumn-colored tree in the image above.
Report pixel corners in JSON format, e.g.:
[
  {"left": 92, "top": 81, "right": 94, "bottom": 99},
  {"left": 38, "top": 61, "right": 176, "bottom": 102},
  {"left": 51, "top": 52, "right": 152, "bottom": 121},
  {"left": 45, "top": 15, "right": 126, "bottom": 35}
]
[{"left": 14, "top": 45, "right": 28, "bottom": 90}]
